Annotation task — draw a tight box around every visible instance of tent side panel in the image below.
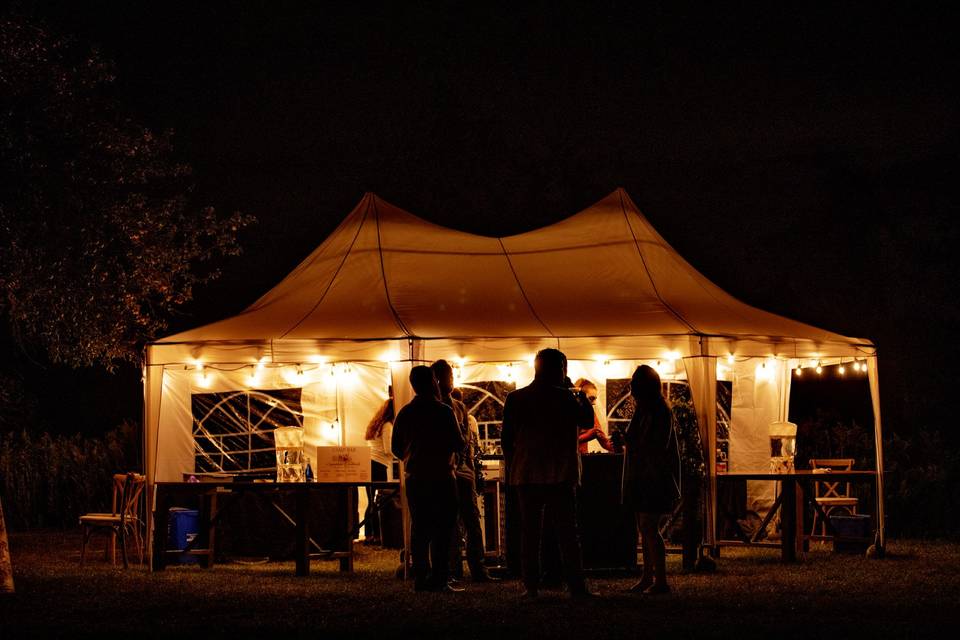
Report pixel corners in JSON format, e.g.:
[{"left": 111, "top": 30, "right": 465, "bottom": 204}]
[{"left": 684, "top": 356, "right": 717, "bottom": 550}]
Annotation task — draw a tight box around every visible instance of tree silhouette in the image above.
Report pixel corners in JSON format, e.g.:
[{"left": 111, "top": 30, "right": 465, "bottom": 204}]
[{"left": 0, "top": 16, "right": 253, "bottom": 368}]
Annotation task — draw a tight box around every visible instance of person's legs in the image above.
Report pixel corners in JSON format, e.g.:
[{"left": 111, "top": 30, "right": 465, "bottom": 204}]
[
  {"left": 456, "top": 476, "right": 490, "bottom": 579},
  {"left": 637, "top": 512, "right": 668, "bottom": 593},
  {"left": 429, "top": 476, "right": 459, "bottom": 589},
  {"left": 539, "top": 514, "right": 563, "bottom": 587},
  {"left": 517, "top": 484, "right": 546, "bottom": 594},
  {"left": 365, "top": 461, "right": 387, "bottom": 541},
  {"left": 634, "top": 511, "right": 654, "bottom": 589},
  {"left": 545, "top": 484, "right": 588, "bottom": 595},
  {"left": 406, "top": 479, "right": 431, "bottom": 590}
]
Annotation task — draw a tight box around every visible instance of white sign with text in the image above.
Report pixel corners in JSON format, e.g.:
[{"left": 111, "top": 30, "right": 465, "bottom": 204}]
[{"left": 314, "top": 446, "right": 371, "bottom": 483}]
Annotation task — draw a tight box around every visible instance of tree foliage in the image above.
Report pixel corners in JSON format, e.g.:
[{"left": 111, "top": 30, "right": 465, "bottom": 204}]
[{"left": 0, "top": 16, "right": 253, "bottom": 368}]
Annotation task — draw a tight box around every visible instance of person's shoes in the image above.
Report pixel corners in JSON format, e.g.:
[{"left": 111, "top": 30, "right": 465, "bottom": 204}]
[
  {"left": 626, "top": 579, "right": 653, "bottom": 593},
  {"left": 448, "top": 575, "right": 462, "bottom": 585},
  {"left": 643, "top": 583, "right": 671, "bottom": 595},
  {"left": 437, "top": 582, "right": 466, "bottom": 593}
]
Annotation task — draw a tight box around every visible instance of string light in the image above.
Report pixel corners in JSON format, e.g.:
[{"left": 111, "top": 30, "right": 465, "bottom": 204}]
[
  {"left": 839, "top": 362, "right": 846, "bottom": 375},
  {"left": 195, "top": 368, "right": 211, "bottom": 388},
  {"left": 727, "top": 354, "right": 735, "bottom": 364},
  {"left": 795, "top": 365, "right": 803, "bottom": 376},
  {"left": 853, "top": 361, "right": 861, "bottom": 372},
  {"left": 815, "top": 361, "right": 823, "bottom": 375}
]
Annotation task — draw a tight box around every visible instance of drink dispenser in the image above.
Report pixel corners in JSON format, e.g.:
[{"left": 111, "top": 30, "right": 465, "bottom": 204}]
[
  {"left": 769, "top": 421, "right": 797, "bottom": 473},
  {"left": 275, "top": 426, "right": 305, "bottom": 482}
]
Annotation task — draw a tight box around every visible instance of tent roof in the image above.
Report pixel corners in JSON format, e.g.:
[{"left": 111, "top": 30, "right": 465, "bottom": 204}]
[{"left": 155, "top": 189, "right": 873, "bottom": 358}]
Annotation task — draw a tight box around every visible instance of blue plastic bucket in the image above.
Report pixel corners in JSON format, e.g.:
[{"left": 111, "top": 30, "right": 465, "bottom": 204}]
[{"left": 167, "top": 507, "right": 200, "bottom": 564}]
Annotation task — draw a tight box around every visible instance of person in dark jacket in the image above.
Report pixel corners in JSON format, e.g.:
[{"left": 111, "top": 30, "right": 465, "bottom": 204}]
[
  {"left": 622, "top": 364, "right": 681, "bottom": 595},
  {"left": 391, "top": 365, "right": 465, "bottom": 593},
  {"left": 431, "top": 360, "right": 498, "bottom": 583},
  {"left": 501, "top": 348, "right": 593, "bottom": 599}
]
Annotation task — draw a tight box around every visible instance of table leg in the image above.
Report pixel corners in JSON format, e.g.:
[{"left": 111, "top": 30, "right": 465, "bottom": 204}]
[
  {"left": 151, "top": 487, "right": 170, "bottom": 571},
  {"left": 780, "top": 478, "right": 797, "bottom": 563},
  {"left": 340, "top": 487, "right": 356, "bottom": 572},
  {"left": 204, "top": 492, "right": 217, "bottom": 569},
  {"left": 794, "top": 481, "right": 804, "bottom": 557},
  {"left": 295, "top": 486, "right": 309, "bottom": 576}
]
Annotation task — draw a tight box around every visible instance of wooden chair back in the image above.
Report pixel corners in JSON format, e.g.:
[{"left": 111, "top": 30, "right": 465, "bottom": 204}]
[
  {"left": 809, "top": 458, "right": 854, "bottom": 499},
  {"left": 111, "top": 473, "right": 145, "bottom": 525}
]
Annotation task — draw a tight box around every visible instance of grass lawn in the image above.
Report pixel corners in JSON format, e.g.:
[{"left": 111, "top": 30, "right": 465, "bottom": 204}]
[{"left": 2, "top": 530, "right": 959, "bottom": 638}]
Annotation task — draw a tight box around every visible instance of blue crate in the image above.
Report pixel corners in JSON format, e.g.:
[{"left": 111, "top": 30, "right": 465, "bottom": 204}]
[{"left": 167, "top": 507, "right": 199, "bottom": 564}]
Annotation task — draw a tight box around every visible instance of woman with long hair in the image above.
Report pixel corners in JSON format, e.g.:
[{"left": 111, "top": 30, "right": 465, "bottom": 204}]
[
  {"left": 622, "top": 364, "right": 681, "bottom": 594},
  {"left": 363, "top": 395, "right": 395, "bottom": 543}
]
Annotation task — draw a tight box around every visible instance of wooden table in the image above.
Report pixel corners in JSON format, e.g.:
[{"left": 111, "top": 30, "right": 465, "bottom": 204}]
[
  {"left": 717, "top": 471, "right": 878, "bottom": 562},
  {"left": 151, "top": 481, "right": 399, "bottom": 576}
]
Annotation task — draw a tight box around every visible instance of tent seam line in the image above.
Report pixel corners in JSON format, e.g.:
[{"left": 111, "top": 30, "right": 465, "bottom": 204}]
[
  {"left": 618, "top": 191, "right": 699, "bottom": 334},
  {"left": 279, "top": 197, "right": 372, "bottom": 339},
  {"left": 497, "top": 237, "right": 556, "bottom": 338},
  {"left": 372, "top": 197, "right": 414, "bottom": 337}
]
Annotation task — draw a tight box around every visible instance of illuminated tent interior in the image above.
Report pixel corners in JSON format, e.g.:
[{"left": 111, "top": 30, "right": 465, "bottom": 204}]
[{"left": 143, "top": 189, "right": 884, "bottom": 554}]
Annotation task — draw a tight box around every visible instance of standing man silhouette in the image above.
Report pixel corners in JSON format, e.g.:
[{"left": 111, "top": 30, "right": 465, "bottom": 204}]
[
  {"left": 391, "top": 365, "right": 465, "bottom": 592},
  {"left": 431, "top": 360, "right": 499, "bottom": 582},
  {"left": 501, "top": 348, "right": 593, "bottom": 599}
]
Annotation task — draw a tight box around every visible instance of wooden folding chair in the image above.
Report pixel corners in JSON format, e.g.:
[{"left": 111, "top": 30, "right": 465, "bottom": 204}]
[
  {"left": 79, "top": 472, "right": 145, "bottom": 568},
  {"left": 809, "top": 459, "right": 859, "bottom": 538}
]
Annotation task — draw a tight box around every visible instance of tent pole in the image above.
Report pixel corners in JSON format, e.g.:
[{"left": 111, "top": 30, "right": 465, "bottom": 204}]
[
  {"left": 683, "top": 352, "right": 717, "bottom": 556},
  {"left": 143, "top": 346, "right": 154, "bottom": 570},
  {"left": 867, "top": 356, "right": 886, "bottom": 556}
]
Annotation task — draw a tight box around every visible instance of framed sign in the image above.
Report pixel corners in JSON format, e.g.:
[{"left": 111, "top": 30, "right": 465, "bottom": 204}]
[{"left": 314, "top": 446, "right": 371, "bottom": 483}]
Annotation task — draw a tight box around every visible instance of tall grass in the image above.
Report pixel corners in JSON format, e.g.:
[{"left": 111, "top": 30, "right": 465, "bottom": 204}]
[{"left": 0, "top": 423, "right": 138, "bottom": 530}]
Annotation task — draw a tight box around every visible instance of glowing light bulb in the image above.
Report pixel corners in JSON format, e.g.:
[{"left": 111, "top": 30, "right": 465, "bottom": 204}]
[
  {"left": 795, "top": 367, "right": 802, "bottom": 376},
  {"left": 727, "top": 354, "right": 735, "bottom": 364},
  {"left": 815, "top": 362, "right": 823, "bottom": 375},
  {"left": 195, "top": 370, "right": 211, "bottom": 388},
  {"left": 839, "top": 364, "right": 846, "bottom": 375},
  {"left": 852, "top": 361, "right": 860, "bottom": 372}
]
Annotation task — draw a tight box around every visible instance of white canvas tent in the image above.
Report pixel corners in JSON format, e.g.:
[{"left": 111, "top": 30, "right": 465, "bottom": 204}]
[{"left": 144, "top": 189, "right": 885, "bottom": 557}]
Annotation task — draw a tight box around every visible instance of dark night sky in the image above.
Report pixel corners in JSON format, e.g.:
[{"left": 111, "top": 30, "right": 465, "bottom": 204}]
[{"left": 11, "top": 2, "right": 960, "bottom": 438}]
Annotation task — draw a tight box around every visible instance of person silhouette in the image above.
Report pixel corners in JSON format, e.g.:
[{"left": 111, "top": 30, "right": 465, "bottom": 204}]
[
  {"left": 501, "top": 348, "right": 593, "bottom": 599},
  {"left": 431, "top": 359, "right": 498, "bottom": 582},
  {"left": 391, "top": 366, "right": 465, "bottom": 593},
  {"left": 622, "top": 364, "right": 681, "bottom": 595}
]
